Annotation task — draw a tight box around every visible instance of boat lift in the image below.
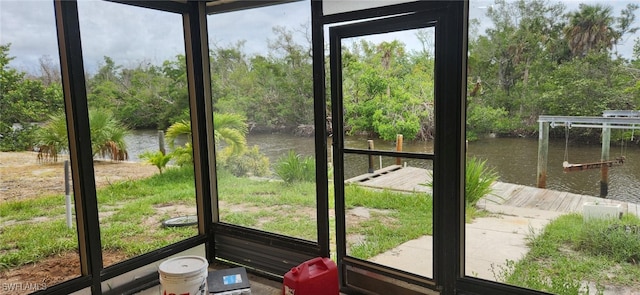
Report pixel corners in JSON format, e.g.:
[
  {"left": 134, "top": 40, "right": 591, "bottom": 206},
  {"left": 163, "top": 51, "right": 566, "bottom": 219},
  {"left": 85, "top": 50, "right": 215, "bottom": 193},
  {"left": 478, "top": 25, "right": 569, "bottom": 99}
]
[{"left": 537, "top": 110, "right": 640, "bottom": 198}]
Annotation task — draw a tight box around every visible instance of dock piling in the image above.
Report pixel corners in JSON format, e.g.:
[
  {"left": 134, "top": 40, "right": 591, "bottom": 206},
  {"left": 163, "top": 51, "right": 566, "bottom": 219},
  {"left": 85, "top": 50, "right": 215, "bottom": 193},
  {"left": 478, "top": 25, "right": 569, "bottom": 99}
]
[
  {"left": 395, "top": 134, "right": 403, "bottom": 165},
  {"left": 537, "top": 122, "right": 549, "bottom": 188},
  {"left": 368, "top": 140, "right": 374, "bottom": 173}
]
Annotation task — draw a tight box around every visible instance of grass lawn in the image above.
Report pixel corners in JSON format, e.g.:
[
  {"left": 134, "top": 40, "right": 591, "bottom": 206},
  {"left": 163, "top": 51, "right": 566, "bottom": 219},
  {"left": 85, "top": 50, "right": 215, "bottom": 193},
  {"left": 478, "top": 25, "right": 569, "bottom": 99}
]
[
  {"left": 0, "top": 166, "right": 433, "bottom": 269},
  {"left": 0, "top": 166, "right": 198, "bottom": 268}
]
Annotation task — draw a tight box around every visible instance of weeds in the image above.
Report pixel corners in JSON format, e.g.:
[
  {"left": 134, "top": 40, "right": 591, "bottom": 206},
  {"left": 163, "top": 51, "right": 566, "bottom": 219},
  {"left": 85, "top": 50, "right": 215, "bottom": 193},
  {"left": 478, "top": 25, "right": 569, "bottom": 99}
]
[
  {"left": 274, "top": 150, "right": 315, "bottom": 183},
  {"left": 465, "top": 157, "right": 499, "bottom": 207},
  {"left": 423, "top": 155, "right": 499, "bottom": 218},
  {"left": 139, "top": 150, "right": 172, "bottom": 174},
  {"left": 576, "top": 215, "right": 640, "bottom": 264},
  {"left": 495, "top": 213, "right": 640, "bottom": 293}
]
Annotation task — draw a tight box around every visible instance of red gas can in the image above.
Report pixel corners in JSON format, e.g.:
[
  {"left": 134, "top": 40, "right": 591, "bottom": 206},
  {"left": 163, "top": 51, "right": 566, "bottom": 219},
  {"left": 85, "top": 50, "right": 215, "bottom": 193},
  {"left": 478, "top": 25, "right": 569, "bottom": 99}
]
[{"left": 282, "top": 257, "right": 339, "bottom": 295}]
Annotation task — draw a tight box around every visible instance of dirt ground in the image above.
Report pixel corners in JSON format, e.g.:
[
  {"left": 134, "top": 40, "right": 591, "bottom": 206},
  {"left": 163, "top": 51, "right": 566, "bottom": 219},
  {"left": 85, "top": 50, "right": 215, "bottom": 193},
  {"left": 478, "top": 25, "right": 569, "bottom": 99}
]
[
  {"left": 1, "top": 151, "right": 158, "bottom": 202},
  {"left": 0, "top": 152, "right": 158, "bottom": 294},
  {"left": 0, "top": 251, "right": 129, "bottom": 294}
]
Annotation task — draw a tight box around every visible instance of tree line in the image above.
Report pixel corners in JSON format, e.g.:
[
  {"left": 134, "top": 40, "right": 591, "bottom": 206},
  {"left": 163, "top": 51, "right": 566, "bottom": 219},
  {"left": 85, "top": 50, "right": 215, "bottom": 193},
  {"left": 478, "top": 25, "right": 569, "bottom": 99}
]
[
  {"left": 467, "top": 0, "right": 640, "bottom": 141},
  {"left": 2, "top": 0, "right": 640, "bottom": 152}
]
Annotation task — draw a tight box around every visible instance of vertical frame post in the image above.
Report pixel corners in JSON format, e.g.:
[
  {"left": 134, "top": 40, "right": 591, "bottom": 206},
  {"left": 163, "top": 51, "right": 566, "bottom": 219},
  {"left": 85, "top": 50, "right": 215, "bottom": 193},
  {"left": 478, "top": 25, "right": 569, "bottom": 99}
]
[
  {"left": 433, "top": 2, "right": 467, "bottom": 293},
  {"left": 311, "top": 0, "right": 331, "bottom": 259},
  {"left": 182, "top": 1, "right": 215, "bottom": 260},
  {"left": 54, "top": 0, "right": 103, "bottom": 293}
]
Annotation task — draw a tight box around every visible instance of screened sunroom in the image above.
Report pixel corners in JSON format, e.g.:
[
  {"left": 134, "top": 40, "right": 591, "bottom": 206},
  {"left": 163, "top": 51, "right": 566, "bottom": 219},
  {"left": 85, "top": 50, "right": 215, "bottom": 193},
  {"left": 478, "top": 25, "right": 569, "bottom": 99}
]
[{"left": 3, "top": 0, "right": 639, "bottom": 294}]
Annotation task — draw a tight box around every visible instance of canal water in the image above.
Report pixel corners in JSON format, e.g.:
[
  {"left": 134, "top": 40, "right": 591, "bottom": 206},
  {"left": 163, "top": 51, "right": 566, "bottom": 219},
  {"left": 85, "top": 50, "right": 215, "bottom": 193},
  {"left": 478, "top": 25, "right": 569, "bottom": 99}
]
[{"left": 125, "top": 131, "right": 640, "bottom": 202}]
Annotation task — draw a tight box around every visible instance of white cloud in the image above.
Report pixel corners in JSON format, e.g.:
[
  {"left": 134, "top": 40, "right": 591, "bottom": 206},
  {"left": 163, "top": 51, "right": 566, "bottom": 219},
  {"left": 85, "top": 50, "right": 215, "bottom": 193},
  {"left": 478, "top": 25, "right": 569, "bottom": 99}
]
[
  {"left": 1, "top": 0, "right": 311, "bottom": 74},
  {"left": 207, "top": 1, "right": 310, "bottom": 56},
  {"left": 1, "top": 0, "right": 638, "bottom": 75},
  {"left": 77, "top": 0, "right": 185, "bottom": 73},
  {"left": 0, "top": 0, "right": 59, "bottom": 73}
]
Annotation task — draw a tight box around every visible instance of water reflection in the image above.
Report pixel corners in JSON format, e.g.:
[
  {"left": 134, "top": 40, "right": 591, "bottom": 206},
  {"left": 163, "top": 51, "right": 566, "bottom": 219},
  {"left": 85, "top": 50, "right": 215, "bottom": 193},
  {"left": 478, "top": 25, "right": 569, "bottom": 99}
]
[{"left": 469, "top": 137, "right": 640, "bottom": 203}]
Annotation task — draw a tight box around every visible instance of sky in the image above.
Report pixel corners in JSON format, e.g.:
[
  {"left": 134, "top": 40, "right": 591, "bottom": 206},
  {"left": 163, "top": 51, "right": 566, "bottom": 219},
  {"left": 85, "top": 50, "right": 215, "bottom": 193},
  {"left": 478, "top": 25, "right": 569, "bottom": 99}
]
[
  {"left": 0, "top": 0, "right": 311, "bottom": 74},
  {"left": 1, "top": 0, "right": 638, "bottom": 75}
]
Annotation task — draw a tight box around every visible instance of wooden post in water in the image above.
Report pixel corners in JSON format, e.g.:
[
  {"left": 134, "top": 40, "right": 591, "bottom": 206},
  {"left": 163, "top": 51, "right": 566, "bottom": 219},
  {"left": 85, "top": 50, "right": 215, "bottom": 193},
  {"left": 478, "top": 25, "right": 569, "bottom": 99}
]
[
  {"left": 158, "top": 130, "right": 166, "bottom": 155},
  {"left": 395, "top": 134, "right": 403, "bottom": 165},
  {"left": 600, "top": 125, "right": 611, "bottom": 198},
  {"left": 367, "top": 140, "right": 375, "bottom": 173},
  {"left": 537, "top": 122, "right": 549, "bottom": 188}
]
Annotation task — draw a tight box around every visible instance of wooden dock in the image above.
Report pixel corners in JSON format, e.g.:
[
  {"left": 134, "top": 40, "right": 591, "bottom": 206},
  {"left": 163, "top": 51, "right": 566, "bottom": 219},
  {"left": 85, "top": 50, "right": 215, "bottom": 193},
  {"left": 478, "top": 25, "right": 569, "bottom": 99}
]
[{"left": 345, "top": 165, "right": 639, "bottom": 215}]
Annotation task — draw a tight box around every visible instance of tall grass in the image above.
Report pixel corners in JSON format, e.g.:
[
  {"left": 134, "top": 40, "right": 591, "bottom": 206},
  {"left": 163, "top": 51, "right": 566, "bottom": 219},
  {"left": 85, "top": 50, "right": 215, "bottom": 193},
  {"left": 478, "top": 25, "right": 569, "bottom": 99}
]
[
  {"left": 424, "top": 156, "right": 499, "bottom": 208},
  {"left": 274, "top": 150, "right": 315, "bottom": 183},
  {"left": 465, "top": 156, "right": 499, "bottom": 207},
  {"left": 497, "top": 213, "right": 640, "bottom": 293},
  {"left": 576, "top": 216, "right": 640, "bottom": 265}
]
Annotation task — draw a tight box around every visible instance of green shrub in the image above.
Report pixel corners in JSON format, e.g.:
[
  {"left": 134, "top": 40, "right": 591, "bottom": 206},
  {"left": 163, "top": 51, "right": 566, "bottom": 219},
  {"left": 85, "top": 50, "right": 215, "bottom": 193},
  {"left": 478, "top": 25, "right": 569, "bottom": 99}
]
[
  {"left": 425, "top": 156, "right": 499, "bottom": 208},
  {"left": 0, "top": 124, "right": 40, "bottom": 152},
  {"left": 219, "top": 145, "right": 270, "bottom": 177},
  {"left": 171, "top": 143, "right": 193, "bottom": 167},
  {"left": 274, "top": 150, "right": 315, "bottom": 183},
  {"left": 466, "top": 104, "right": 510, "bottom": 139}
]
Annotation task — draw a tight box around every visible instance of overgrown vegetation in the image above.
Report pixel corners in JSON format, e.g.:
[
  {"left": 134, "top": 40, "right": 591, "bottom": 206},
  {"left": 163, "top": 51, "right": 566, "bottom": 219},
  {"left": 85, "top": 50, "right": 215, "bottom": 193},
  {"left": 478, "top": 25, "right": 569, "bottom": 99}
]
[
  {"left": 274, "top": 150, "right": 315, "bottom": 183},
  {"left": 219, "top": 145, "right": 270, "bottom": 177},
  {"left": 425, "top": 156, "right": 499, "bottom": 214},
  {"left": 0, "top": 44, "right": 63, "bottom": 152},
  {"left": 494, "top": 214, "right": 640, "bottom": 294},
  {"left": 164, "top": 113, "right": 270, "bottom": 177}
]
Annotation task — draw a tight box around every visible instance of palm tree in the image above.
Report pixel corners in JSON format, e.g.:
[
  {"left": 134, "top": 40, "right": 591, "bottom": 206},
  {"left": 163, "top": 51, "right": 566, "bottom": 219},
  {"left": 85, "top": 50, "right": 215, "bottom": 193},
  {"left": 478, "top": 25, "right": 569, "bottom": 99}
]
[
  {"left": 564, "top": 4, "right": 616, "bottom": 57},
  {"left": 35, "top": 110, "right": 129, "bottom": 162},
  {"left": 211, "top": 113, "right": 248, "bottom": 156},
  {"left": 89, "top": 110, "right": 129, "bottom": 161},
  {"left": 165, "top": 113, "right": 248, "bottom": 159},
  {"left": 35, "top": 114, "right": 68, "bottom": 162}
]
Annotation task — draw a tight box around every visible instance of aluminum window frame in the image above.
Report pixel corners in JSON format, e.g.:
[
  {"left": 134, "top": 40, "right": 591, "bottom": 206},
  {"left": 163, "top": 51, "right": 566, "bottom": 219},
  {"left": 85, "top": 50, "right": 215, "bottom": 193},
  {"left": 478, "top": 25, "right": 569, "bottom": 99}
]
[
  {"left": 46, "top": 0, "right": 568, "bottom": 294},
  {"left": 48, "top": 0, "right": 329, "bottom": 293}
]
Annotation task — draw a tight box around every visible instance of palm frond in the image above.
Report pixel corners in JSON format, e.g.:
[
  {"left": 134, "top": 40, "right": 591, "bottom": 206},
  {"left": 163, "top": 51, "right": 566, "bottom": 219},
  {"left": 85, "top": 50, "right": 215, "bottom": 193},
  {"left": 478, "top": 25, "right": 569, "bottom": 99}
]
[
  {"left": 165, "top": 120, "right": 192, "bottom": 148},
  {"left": 214, "top": 113, "right": 248, "bottom": 135},
  {"left": 216, "top": 127, "right": 247, "bottom": 155}
]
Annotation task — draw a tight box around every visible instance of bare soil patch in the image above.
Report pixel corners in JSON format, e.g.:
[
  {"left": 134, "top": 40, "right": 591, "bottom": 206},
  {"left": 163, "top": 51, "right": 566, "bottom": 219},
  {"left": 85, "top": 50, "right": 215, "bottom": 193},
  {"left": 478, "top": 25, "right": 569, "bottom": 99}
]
[
  {"left": 1, "top": 151, "right": 158, "bottom": 294},
  {"left": 0, "top": 251, "right": 128, "bottom": 294},
  {"left": 1, "top": 151, "right": 158, "bottom": 202}
]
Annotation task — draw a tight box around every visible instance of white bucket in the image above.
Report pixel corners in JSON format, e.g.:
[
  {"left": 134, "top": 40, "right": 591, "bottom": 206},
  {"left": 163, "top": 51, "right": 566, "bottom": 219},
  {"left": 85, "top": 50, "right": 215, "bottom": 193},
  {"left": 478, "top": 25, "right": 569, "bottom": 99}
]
[{"left": 158, "top": 256, "right": 208, "bottom": 295}]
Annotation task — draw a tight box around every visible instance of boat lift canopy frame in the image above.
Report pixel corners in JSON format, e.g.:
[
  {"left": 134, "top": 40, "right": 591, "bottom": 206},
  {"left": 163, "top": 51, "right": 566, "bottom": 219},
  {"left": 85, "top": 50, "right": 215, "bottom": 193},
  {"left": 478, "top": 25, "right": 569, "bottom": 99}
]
[
  {"left": 537, "top": 110, "right": 640, "bottom": 198},
  {"left": 540, "top": 110, "right": 640, "bottom": 130}
]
